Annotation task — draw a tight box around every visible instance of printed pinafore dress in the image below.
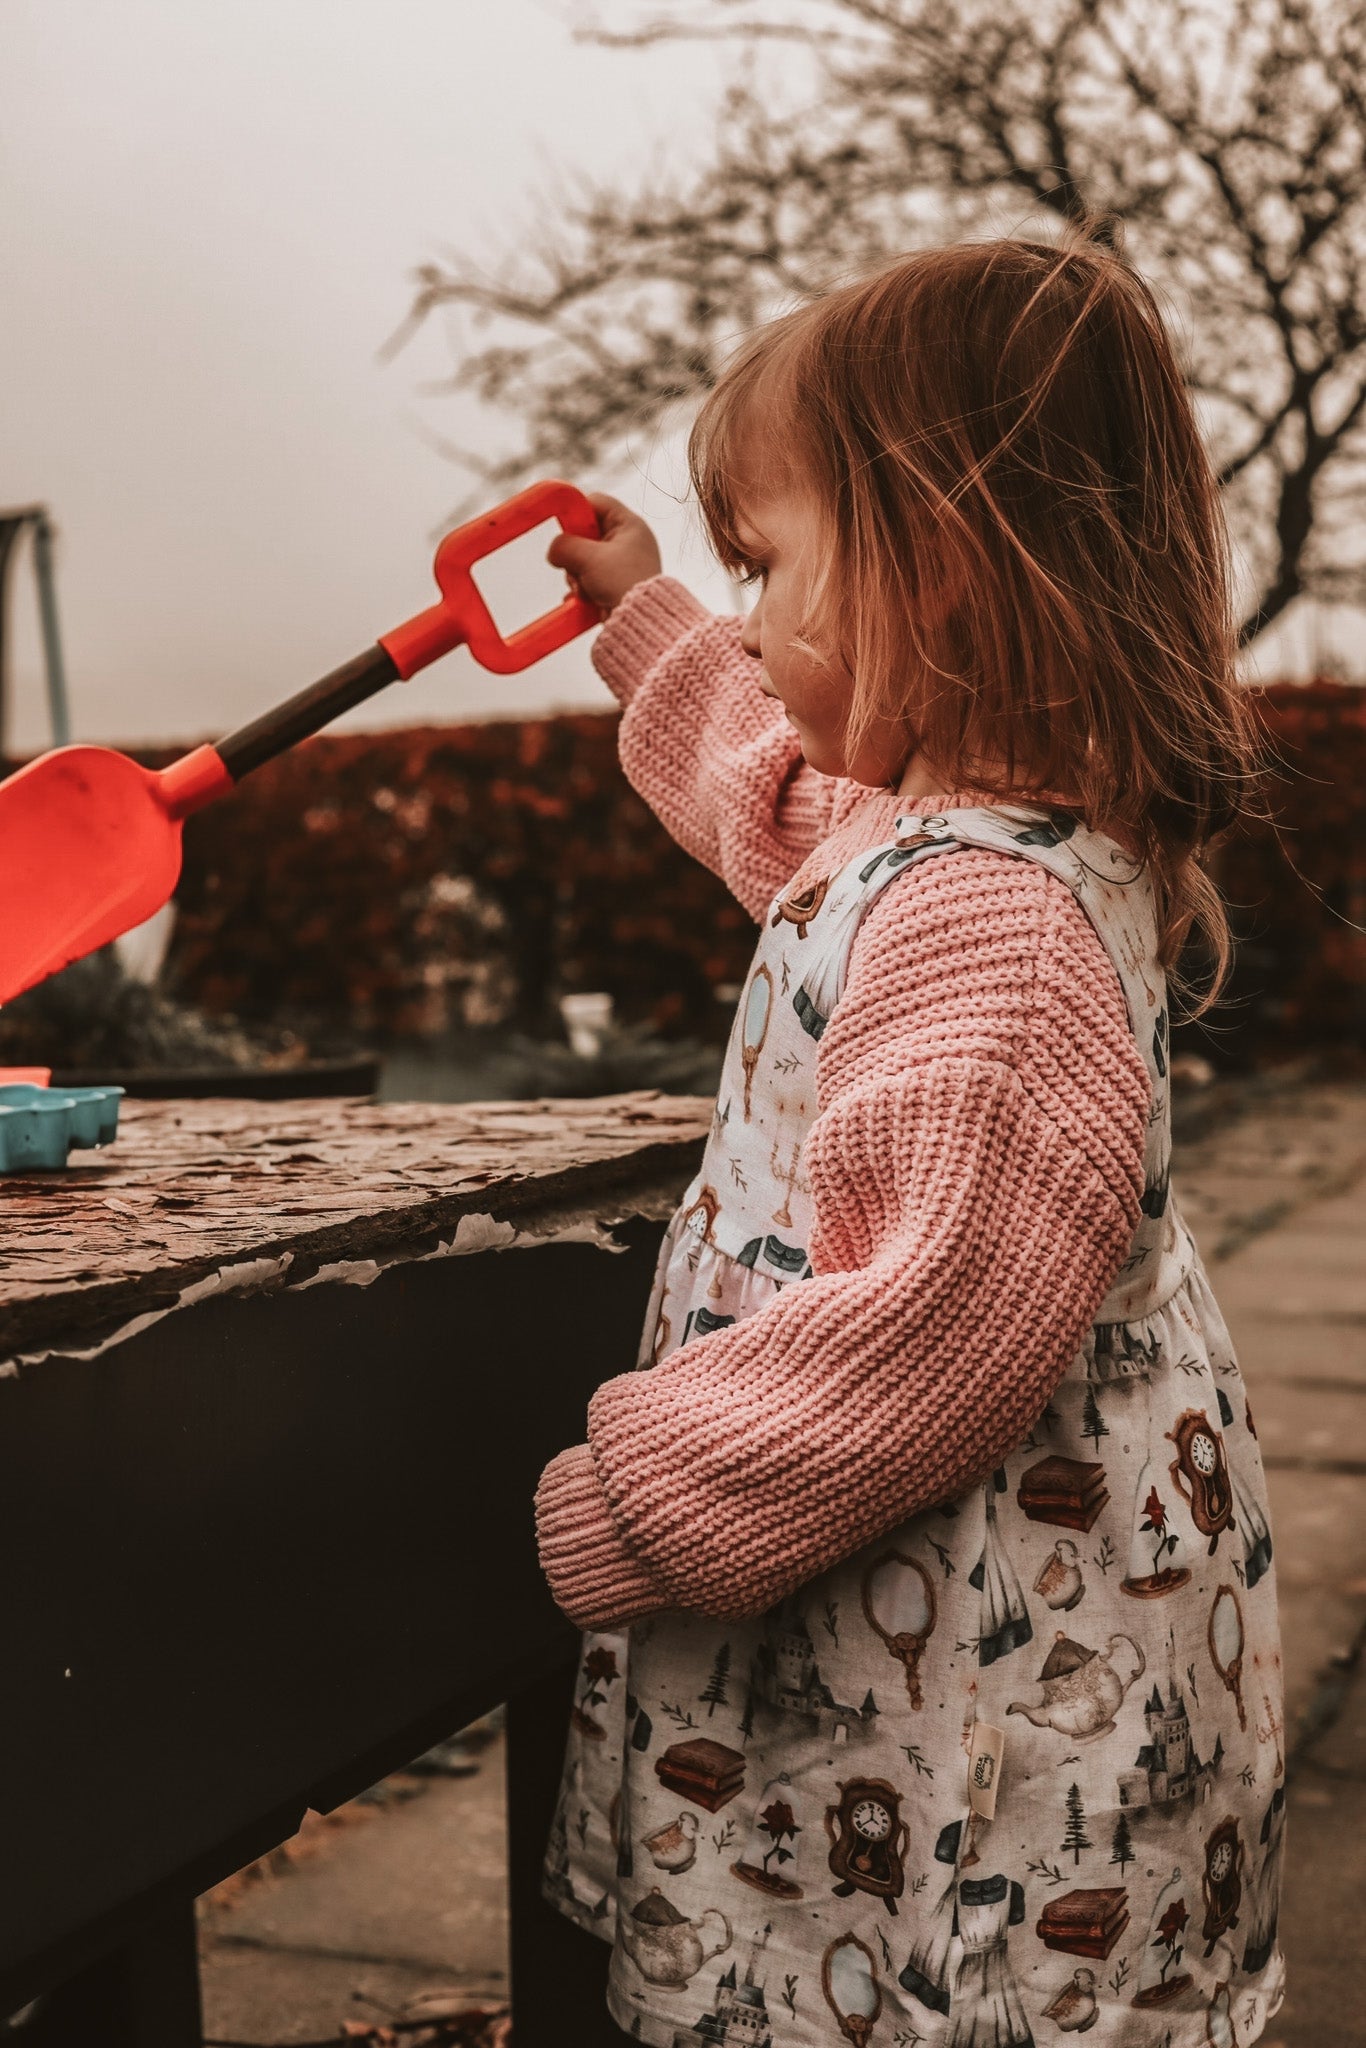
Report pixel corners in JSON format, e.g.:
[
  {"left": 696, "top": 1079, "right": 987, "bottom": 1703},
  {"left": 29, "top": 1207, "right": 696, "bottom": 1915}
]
[{"left": 543, "top": 805, "right": 1286, "bottom": 2048}]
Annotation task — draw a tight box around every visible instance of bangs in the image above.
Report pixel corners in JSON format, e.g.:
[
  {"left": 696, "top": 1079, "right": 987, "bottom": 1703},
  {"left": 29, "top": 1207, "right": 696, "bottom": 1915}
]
[
  {"left": 680, "top": 231, "right": 1260, "bottom": 1015},
  {"left": 689, "top": 322, "right": 807, "bottom": 572}
]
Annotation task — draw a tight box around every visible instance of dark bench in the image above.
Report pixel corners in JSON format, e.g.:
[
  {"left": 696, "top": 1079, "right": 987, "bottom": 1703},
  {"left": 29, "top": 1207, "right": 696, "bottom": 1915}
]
[{"left": 0, "top": 1091, "right": 706, "bottom": 2045}]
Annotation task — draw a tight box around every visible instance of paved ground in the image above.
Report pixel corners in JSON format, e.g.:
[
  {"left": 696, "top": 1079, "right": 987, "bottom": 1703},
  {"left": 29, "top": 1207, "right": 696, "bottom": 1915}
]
[
  {"left": 1177, "top": 1079, "right": 1366, "bottom": 2048},
  {"left": 199, "top": 1735, "right": 511, "bottom": 2043},
  {"left": 198, "top": 1073, "right": 1366, "bottom": 2048}
]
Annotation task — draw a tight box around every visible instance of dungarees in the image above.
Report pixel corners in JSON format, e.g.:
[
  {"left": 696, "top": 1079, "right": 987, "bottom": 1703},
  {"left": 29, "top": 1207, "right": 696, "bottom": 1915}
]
[{"left": 543, "top": 805, "right": 1286, "bottom": 2048}]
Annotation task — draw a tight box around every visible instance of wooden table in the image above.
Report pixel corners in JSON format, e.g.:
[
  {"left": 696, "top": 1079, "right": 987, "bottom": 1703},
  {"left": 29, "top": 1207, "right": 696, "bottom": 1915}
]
[{"left": 0, "top": 1092, "right": 708, "bottom": 2045}]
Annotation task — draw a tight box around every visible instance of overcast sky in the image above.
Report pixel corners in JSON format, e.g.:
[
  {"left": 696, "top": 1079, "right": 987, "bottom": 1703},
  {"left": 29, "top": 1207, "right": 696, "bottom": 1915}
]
[
  {"left": 0, "top": 0, "right": 742, "bottom": 752},
  {"left": 1, "top": 1, "right": 1351, "bottom": 756}
]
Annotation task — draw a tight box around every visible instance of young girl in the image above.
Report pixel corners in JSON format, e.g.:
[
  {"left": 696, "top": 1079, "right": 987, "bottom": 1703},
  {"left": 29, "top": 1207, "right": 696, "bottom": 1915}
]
[{"left": 534, "top": 232, "right": 1284, "bottom": 2048}]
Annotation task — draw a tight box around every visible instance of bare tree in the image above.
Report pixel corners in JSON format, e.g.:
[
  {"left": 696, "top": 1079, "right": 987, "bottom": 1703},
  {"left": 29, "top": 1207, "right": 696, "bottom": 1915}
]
[{"left": 400, "top": 0, "right": 1366, "bottom": 644}]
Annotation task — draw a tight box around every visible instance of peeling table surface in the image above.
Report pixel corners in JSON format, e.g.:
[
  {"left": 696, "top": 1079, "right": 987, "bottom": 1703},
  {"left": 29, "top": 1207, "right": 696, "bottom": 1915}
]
[{"left": 0, "top": 1091, "right": 710, "bottom": 1360}]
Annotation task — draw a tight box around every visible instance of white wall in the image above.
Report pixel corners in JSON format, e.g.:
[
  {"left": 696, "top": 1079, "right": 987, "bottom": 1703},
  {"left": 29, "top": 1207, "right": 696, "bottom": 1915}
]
[{"left": 0, "top": 0, "right": 740, "bottom": 752}]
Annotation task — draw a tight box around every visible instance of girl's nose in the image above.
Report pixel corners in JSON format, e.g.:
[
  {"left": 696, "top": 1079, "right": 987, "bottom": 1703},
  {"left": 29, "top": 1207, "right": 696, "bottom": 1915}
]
[{"left": 739, "top": 596, "right": 763, "bottom": 659}]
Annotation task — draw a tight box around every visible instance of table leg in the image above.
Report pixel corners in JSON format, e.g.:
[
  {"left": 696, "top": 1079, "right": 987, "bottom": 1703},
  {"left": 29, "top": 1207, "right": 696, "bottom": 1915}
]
[
  {"left": 16, "top": 1898, "right": 202, "bottom": 2047},
  {"left": 505, "top": 1652, "right": 626, "bottom": 2047}
]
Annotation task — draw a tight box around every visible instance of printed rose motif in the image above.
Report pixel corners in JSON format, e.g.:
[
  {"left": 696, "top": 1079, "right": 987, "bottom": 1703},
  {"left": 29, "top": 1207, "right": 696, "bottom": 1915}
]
[
  {"left": 756, "top": 1798, "right": 801, "bottom": 1874},
  {"left": 580, "top": 1645, "right": 620, "bottom": 1712},
  {"left": 1149, "top": 1892, "right": 1190, "bottom": 1990},
  {"left": 1139, "top": 1486, "right": 1180, "bottom": 1579}
]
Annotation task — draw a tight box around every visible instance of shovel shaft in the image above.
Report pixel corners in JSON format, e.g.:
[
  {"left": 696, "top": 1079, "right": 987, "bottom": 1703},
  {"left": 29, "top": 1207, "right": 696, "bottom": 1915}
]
[{"left": 214, "top": 643, "right": 400, "bottom": 784}]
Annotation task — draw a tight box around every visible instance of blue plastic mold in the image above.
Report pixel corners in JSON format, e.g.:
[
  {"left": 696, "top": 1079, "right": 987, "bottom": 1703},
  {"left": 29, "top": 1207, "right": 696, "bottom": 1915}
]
[{"left": 0, "top": 1083, "right": 125, "bottom": 1173}]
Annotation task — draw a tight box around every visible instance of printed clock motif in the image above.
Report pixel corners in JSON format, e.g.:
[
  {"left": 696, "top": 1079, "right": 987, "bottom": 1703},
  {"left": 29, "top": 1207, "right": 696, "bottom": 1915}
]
[{"left": 541, "top": 803, "right": 1286, "bottom": 2048}]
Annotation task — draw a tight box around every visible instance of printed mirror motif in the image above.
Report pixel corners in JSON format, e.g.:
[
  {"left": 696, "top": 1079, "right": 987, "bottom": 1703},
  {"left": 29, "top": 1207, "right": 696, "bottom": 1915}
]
[
  {"left": 740, "top": 965, "right": 773, "bottom": 1120},
  {"left": 543, "top": 805, "right": 1286, "bottom": 2048},
  {"left": 821, "top": 1931, "right": 881, "bottom": 2047},
  {"left": 860, "top": 1550, "right": 937, "bottom": 1707},
  {"left": 1209, "top": 1584, "right": 1248, "bottom": 1730}
]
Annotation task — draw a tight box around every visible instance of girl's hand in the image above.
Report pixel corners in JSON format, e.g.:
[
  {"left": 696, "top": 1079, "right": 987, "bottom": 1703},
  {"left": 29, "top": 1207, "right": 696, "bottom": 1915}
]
[{"left": 547, "top": 492, "right": 662, "bottom": 616}]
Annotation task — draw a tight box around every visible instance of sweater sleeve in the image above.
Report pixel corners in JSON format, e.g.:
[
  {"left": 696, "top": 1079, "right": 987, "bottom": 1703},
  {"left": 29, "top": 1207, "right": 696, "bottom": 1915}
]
[
  {"left": 591, "top": 575, "right": 844, "bottom": 922},
  {"left": 535, "top": 851, "right": 1152, "bottom": 1629}
]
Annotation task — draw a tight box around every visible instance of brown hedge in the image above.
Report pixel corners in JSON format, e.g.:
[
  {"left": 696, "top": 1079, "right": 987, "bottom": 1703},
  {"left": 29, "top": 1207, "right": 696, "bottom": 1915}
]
[{"left": 155, "top": 685, "right": 1363, "bottom": 1062}]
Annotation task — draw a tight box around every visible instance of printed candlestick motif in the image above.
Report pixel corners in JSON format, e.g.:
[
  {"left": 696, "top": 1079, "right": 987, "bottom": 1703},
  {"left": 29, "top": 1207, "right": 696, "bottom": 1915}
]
[
  {"left": 540, "top": 798, "right": 1285, "bottom": 2044},
  {"left": 769, "top": 1136, "right": 807, "bottom": 1231},
  {"left": 1253, "top": 1648, "right": 1284, "bottom": 1776}
]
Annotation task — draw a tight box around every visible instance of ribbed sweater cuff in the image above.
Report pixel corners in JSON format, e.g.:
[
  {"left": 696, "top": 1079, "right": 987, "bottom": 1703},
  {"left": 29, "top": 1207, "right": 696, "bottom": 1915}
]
[
  {"left": 534, "top": 1442, "right": 669, "bottom": 1629},
  {"left": 591, "top": 575, "right": 714, "bottom": 707}
]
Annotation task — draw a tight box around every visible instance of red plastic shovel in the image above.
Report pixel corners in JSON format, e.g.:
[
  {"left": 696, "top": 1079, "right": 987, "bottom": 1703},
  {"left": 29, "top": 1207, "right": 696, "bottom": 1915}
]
[{"left": 0, "top": 478, "right": 601, "bottom": 1005}]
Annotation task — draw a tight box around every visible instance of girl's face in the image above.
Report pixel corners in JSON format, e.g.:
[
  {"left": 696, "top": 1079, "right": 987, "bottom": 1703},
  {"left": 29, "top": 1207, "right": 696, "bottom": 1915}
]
[{"left": 734, "top": 490, "right": 910, "bottom": 788}]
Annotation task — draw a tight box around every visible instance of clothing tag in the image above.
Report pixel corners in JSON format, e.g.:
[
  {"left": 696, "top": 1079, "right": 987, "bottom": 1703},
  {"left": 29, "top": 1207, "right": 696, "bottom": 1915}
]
[{"left": 967, "top": 1722, "right": 1006, "bottom": 1821}]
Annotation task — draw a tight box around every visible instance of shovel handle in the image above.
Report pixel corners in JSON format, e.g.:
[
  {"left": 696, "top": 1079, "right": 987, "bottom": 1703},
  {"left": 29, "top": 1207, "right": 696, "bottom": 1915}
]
[
  {"left": 195, "top": 479, "right": 605, "bottom": 800},
  {"left": 379, "top": 478, "right": 602, "bottom": 678},
  {"left": 169, "top": 480, "right": 602, "bottom": 809},
  {"left": 214, "top": 645, "right": 399, "bottom": 784}
]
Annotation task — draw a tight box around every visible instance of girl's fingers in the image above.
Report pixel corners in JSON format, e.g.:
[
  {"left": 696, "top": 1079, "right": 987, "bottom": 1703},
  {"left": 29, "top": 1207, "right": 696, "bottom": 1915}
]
[
  {"left": 547, "top": 531, "right": 597, "bottom": 572},
  {"left": 585, "top": 489, "right": 632, "bottom": 524}
]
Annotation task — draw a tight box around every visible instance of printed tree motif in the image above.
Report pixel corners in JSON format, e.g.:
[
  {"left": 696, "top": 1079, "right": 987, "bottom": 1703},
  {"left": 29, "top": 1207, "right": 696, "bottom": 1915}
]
[
  {"left": 1150, "top": 1895, "right": 1190, "bottom": 1988},
  {"left": 1081, "top": 1387, "right": 1110, "bottom": 1447},
  {"left": 739, "top": 1686, "right": 756, "bottom": 1745},
  {"left": 1110, "top": 1811, "right": 1135, "bottom": 1875},
  {"left": 1140, "top": 1486, "right": 1182, "bottom": 1582},
  {"left": 1062, "top": 1783, "right": 1093, "bottom": 1865},
  {"left": 699, "top": 1641, "right": 732, "bottom": 1717},
  {"left": 754, "top": 1794, "right": 802, "bottom": 1879}
]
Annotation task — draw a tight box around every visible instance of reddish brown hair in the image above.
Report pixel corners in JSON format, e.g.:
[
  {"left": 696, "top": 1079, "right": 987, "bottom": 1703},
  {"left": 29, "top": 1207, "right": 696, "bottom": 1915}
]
[{"left": 688, "top": 228, "right": 1261, "bottom": 1011}]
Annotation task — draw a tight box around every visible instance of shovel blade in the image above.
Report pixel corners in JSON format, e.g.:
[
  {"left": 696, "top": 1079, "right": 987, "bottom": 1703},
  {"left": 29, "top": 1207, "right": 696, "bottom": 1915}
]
[{"left": 0, "top": 747, "right": 185, "bottom": 1003}]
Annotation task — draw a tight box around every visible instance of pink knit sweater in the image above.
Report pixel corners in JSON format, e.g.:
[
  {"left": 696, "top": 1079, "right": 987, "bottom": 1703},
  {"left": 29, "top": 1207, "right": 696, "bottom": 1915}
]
[{"left": 535, "top": 576, "right": 1151, "bottom": 1630}]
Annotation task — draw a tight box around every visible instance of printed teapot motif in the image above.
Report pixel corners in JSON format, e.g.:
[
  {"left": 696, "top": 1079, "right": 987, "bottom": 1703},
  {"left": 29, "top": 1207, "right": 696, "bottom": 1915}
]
[
  {"left": 618, "top": 1888, "right": 732, "bottom": 1987},
  {"left": 541, "top": 803, "right": 1286, "bottom": 2048},
  {"left": 1008, "top": 1630, "right": 1147, "bottom": 1741}
]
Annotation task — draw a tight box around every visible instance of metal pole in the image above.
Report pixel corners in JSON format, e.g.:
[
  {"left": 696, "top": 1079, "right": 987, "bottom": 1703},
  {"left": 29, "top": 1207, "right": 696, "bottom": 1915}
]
[
  {"left": 0, "top": 513, "right": 35, "bottom": 762},
  {"left": 30, "top": 513, "right": 71, "bottom": 747}
]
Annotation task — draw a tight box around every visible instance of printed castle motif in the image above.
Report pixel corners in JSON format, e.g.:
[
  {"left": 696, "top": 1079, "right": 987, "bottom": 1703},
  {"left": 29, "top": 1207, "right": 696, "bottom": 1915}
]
[
  {"left": 751, "top": 1601, "right": 880, "bottom": 1741},
  {"left": 673, "top": 1928, "right": 777, "bottom": 2047},
  {"left": 543, "top": 801, "right": 1286, "bottom": 2048},
  {"left": 1117, "top": 1680, "right": 1224, "bottom": 1813}
]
